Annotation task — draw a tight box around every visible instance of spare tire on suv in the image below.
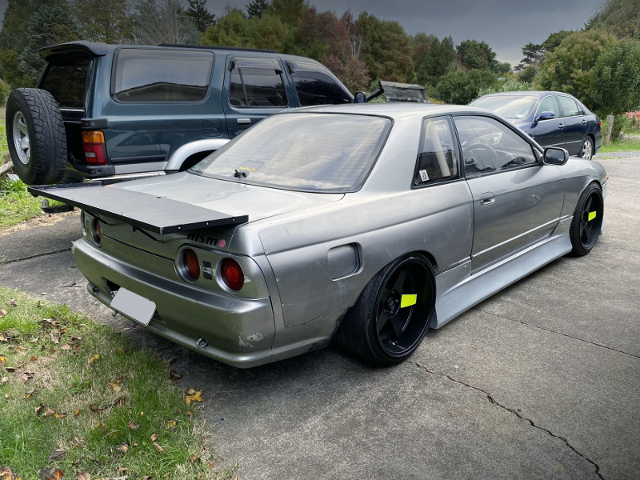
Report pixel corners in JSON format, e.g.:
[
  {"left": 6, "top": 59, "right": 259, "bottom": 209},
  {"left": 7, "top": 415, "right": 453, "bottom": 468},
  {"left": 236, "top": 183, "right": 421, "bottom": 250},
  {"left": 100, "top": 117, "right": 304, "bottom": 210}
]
[{"left": 6, "top": 88, "right": 67, "bottom": 185}]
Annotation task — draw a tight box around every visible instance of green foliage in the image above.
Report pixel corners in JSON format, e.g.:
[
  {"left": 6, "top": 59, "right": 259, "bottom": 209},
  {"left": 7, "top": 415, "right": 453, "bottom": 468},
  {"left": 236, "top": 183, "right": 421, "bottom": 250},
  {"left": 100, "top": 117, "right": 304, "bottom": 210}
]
[
  {"left": 541, "top": 30, "right": 573, "bottom": 53},
  {"left": 72, "top": 0, "right": 133, "bottom": 43},
  {"left": 0, "top": 78, "right": 12, "bottom": 106},
  {"left": 587, "top": 0, "right": 640, "bottom": 40},
  {"left": 517, "top": 64, "right": 538, "bottom": 83},
  {"left": 270, "top": 0, "right": 306, "bottom": 26},
  {"left": 456, "top": 40, "right": 498, "bottom": 72},
  {"left": 590, "top": 39, "right": 640, "bottom": 115},
  {"left": 186, "top": 0, "right": 216, "bottom": 33},
  {"left": 202, "top": 10, "right": 288, "bottom": 52},
  {"left": 247, "top": 0, "right": 270, "bottom": 19},
  {"left": 435, "top": 68, "right": 498, "bottom": 105},
  {"left": 414, "top": 35, "right": 455, "bottom": 86},
  {"left": 477, "top": 78, "right": 533, "bottom": 97},
  {"left": 536, "top": 30, "right": 617, "bottom": 106}
]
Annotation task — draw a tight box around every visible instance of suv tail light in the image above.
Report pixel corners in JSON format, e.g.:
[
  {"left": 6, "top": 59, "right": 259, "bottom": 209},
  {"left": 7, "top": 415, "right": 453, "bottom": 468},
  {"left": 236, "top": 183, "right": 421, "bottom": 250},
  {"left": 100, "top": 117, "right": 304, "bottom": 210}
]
[
  {"left": 220, "top": 258, "right": 244, "bottom": 291},
  {"left": 179, "top": 249, "right": 201, "bottom": 281},
  {"left": 83, "top": 130, "right": 107, "bottom": 165}
]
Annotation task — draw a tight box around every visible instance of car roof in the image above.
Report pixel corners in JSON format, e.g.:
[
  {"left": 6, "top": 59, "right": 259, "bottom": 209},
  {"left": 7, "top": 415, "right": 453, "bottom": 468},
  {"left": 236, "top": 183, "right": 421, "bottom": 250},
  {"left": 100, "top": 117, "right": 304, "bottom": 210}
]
[
  {"left": 286, "top": 102, "right": 492, "bottom": 120},
  {"left": 475, "top": 91, "right": 573, "bottom": 98}
]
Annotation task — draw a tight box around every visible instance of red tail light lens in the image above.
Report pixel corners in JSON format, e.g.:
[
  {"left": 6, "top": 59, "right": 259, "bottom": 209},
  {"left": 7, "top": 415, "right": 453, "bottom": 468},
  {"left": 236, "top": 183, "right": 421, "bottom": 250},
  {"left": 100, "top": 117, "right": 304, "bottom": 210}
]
[
  {"left": 92, "top": 218, "right": 102, "bottom": 245},
  {"left": 180, "top": 249, "right": 201, "bottom": 281},
  {"left": 221, "top": 258, "right": 244, "bottom": 291},
  {"left": 83, "top": 130, "right": 107, "bottom": 166}
]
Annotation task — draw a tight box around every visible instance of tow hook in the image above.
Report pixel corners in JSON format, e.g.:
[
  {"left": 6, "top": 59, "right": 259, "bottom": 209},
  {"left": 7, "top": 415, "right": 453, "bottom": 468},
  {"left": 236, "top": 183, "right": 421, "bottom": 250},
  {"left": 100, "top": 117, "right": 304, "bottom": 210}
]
[{"left": 196, "top": 337, "right": 208, "bottom": 349}]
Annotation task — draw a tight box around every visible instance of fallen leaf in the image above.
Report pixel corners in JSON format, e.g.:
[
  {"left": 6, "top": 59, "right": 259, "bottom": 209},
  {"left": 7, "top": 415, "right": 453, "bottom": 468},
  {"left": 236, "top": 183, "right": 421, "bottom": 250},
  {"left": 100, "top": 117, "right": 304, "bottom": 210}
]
[
  {"left": 60, "top": 344, "right": 71, "bottom": 351},
  {"left": 4, "top": 367, "right": 17, "bottom": 373},
  {"left": 0, "top": 334, "right": 6, "bottom": 342},
  {"left": 0, "top": 355, "right": 5, "bottom": 365},
  {"left": 185, "top": 411, "right": 192, "bottom": 417},
  {"left": 152, "top": 442, "right": 163, "bottom": 452},
  {"left": 48, "top": 449, "right": 66, "bottom": 463},
  {"left": 89, "top": 404, "right": 101, "bottom": 413},
  {"left": 115, "top": 467, "right": 128, "bottom": 473},
  {"left": 165, "top": 420, "right": 177, "bottom": 429},
  {"left": 38, "top": 468, "right": 63, "bottom": 480},
  {"left": 143, "top": 476, "right": 152, "bottom": 480},
  {"left": 22, "top": 372, "right": 33, "bottom": 382},
  {"left": 9, "top": 298, "right": 17, "bottom": 307},
  {"left": 116, "top": 443, "right": 128, "bottom": 453},
  {"left": 184, "top": 387, "right": 196, "bottom": 396},
  {"left": 169, "top": 369, "right": 182, "bottom": 381},
  {"left": 77, "top": 473, "right": 90, "bottom": 480},
  {"left": 74, "top": 409, "right": 81, "bottom": 416},
  {"left": 189, "top": 454, "right": 200, "bottom": 462},
  {"left": 35, "top": 403, "right": 45, "bottom": 415},
  {"left": 88, "top": 353, "right": 99, "bottom": 365},
  {"left": 49, "top": 333, "right": 60, "bottom": 344},
  {"left": 150, "top": 433, "right": 158, "bottom": 442},
  {"left": 107, "top": 382, "right": 121, "bottom": 393},
  {"left": 30, "top": 337, "right": 39, "bottom": 343},
  {"left": 185, "top": 390, "right": 203, "bottom": 406},
  {"left": 30, "top": 355, "right": 38, "bottom": 362},
  {"left": 41, "top": 292, "right": 47, "bottom": 295},
  {"left": 0, "top": 377, "right": 7, "bottom": 385},
  {"left": 127, "top": 419, "right": 139, "bottom": 430},
  {"left": 107, "top": 430, "right": 118, "bottom": 438},
  {"left": 231, "top": 476, "right": 238, "bottom": 480},
  {"left": 0, "top": 466, "right": 18, "bottom": 480},
  {"left": 53, "top": 413, "right": 66, "bottom": 419},
  {"left": 0, "top": 309, "right": 7, "bottom": 317},
  {"left": 114, "top": 396, "right": 126, "bottom": 406},
  {"left": 42, "top": 408, "right": 55, "bottom": 417},
  {"left": 14, "top": 345, "right": 26, "bottom": 352},
  {"left": 25, "top": 388, "right": 37, "bottom": 399}
]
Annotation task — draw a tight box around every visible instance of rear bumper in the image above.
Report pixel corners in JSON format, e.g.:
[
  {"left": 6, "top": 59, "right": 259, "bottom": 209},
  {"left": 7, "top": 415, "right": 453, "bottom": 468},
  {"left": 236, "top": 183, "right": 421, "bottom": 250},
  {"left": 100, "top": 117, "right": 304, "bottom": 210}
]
[{"left": 73, "top": 238, "right": 276, "bottom": 368}]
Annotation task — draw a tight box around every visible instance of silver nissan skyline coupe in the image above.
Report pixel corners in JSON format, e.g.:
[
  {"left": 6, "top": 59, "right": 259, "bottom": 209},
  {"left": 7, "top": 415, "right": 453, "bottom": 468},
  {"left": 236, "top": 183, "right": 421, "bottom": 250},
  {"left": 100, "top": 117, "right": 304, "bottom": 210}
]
[{"left": 31, "top": 103, "right": 607, "bottom": 368}]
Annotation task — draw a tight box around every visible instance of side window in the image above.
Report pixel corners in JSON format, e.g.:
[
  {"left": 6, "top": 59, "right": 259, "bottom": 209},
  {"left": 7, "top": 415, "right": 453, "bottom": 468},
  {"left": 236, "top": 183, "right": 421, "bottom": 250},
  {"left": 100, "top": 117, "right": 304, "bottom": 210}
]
[
  {"left": 454, "top": 116, "right": 537, "bottom": 176},
  {"left": 537, "top": 96, "right": 560, "bottom": 119},
  {"left": 41, "top": 57, "right": 91, "bottom": 108},
  {"left": 558, "top": 96, "right": 581, "bottom": 117},
  {"left": 291, "top": 72, "right": 351, "bottom": 106},
  {"left": 113, "top": 49, "right": 213, "bottom": 103},
  {"left": 229, "top": 58, "right": 287, "bottom": 108},
  {"left": 414, "top": 116, "right": 459, "bottom": 186}
]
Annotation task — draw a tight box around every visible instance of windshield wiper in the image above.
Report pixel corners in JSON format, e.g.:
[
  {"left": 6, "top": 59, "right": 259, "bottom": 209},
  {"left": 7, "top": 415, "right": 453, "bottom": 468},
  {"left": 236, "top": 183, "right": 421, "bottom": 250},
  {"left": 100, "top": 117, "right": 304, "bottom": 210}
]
[{"left": 234, "top": 169, "right": 248, "bottom": 178}]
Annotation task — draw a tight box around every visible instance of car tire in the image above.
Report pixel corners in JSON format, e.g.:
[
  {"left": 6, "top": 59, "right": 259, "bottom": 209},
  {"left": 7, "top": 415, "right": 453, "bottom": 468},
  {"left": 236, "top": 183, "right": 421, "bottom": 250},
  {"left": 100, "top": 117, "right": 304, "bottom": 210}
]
[
  {"left": 579, "top": 137, "right": 593, "bottom": 160},
  {"left": 6, "top": 88, "right": 67, "bottom": 185},
  {"left": 569, "top": 182, "right": 603, "bottom": 256},
  {"left": 334, "top": 253, "right": 436, "bottom": 367}
]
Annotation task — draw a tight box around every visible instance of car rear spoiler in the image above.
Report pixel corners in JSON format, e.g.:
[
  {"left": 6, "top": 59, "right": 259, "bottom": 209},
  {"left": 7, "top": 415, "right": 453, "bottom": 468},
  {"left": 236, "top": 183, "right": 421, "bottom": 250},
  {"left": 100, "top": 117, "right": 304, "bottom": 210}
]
[
  {"left": 28, "top": 183, "right": 248, "bottom": 235},
  {"left": 367, "top": 81, "right": 430, "bottom": 103}
]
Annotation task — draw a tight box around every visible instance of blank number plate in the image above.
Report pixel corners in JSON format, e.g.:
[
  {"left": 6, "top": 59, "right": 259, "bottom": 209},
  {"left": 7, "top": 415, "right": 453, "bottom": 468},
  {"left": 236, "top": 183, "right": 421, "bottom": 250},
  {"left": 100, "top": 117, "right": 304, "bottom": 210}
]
[{"left": 110, "top": 288, "right": 156, "bottom": 326}]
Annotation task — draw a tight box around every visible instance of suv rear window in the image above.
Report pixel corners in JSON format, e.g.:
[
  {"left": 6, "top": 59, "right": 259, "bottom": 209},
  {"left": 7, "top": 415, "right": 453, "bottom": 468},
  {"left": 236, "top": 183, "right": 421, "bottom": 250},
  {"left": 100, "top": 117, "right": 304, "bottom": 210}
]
[
  {"left": 191, "top": 113, "right": 391, "bottom": 193},
  {"left": 113, "top": 49, "right": 213, "bottom": 103},
  {"left": 41, "top": 57, "right": 91, "bottom": 108}
]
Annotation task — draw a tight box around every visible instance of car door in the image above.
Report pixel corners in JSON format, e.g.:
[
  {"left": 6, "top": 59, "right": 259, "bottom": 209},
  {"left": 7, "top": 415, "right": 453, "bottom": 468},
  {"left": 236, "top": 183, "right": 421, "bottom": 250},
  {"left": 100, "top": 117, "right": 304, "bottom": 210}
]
[
  {"left": 222, "top": 56, "right": 291, "bottom": 137},
  {"left": 557, "top": 95, "right": 585, "bottom": 155},
  {"left": 453, "top": 115, "right": 565, "bottom": 273},
  {"left": 532, "top": 95, "right": 564, "bottom": 148},
  {"left": 286, "top": 60, "right": 352, "bottom": 106}
]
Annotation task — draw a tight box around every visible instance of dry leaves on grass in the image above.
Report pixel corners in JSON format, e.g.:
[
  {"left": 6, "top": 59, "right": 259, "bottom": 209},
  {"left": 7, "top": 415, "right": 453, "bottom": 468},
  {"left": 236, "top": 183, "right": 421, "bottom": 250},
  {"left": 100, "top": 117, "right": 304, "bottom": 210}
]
[
  {"left": 48, "top": 449, "right": 66, "bottom": 463},
  {"left": 37, "top": 468, "right": 63, "bottom": 480},
  {"left": 169, "top": 369, "right": 182, "bottom": 381},
  {"left": 127, "top": 419, "right": 139, "bottom": 430},
  {"left": 116, "top": 443, "right": 128, "bottom": 453},
  {"left": 184, "top": 388, "right": 203, "bottom": 406},
  {"left": 88, "top": 354, "right": 99, "bottom": 365},
  {"left": 0, "top": 309, "right": 8, "bottom": 317},
  {"left": 77, "top": 473, "right": 90, "bottom": 480},
  {"left": 107, "top": 382, "right": 121, "bottom": 393},
  {"left": 0, "top": 355, "right": 5, "bottom": 365},
  {"left": 152, "top": 442, "right": 163, "bottom": 453},
  {"left": 0, "top": 465, "right": 21, "bottom": 480}
]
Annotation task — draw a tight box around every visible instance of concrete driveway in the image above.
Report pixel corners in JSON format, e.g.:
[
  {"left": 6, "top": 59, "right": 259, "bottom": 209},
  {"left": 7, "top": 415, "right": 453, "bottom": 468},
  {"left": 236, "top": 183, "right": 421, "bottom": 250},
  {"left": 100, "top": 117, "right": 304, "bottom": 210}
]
[{"left": 1, "top": 155, "right": 638, "bottom": 480}]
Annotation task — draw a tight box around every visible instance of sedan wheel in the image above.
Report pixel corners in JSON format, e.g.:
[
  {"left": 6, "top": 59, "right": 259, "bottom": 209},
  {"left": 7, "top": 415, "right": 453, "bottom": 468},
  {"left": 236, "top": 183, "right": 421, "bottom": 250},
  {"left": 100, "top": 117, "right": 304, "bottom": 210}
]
[
  {"left": 580, "top": 138, "right": 593, "bottom": 160},
  {"left": 569, "top": 183, "right": 603, "bottom": 256},
  {"left": 334, "top": 254, "right": 435, "bottom": 366}
]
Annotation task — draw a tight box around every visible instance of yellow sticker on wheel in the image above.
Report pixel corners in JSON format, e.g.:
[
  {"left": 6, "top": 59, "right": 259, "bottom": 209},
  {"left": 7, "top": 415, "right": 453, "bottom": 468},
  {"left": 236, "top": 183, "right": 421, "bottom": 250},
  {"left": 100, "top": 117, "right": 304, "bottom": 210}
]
[
  {"left": 400, "top": 294, "right": 417, "bottom": 308},
  {"left": 588, "top": 211, "right": 597, "bottom": 221}
]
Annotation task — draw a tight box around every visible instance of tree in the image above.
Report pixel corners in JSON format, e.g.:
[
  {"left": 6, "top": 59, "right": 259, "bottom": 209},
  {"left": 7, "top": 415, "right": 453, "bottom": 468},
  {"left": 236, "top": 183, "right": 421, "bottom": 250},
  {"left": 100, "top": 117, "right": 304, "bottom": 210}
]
[
  {"left": 590, "top": 39, "right": 640, "bottom": 114},
  {"left": 73, "top": 0, "right": 133, "bottom": 43},
  {"left": 357, "top": 12, "right": 414, "bottom": 83},
  {"left": 247, "top": 13, "right": 288, "bottom": 51},
  {"left": 517, "top": 42, "right": 543, "bottom": 70},
  {"left": 201, "top": 8, "right": 249, "bottom": 47},
  {"left": 133, "top": 0, "right": 200, "bottom": 45},
  {"left": 588, "top": 0, "right": 640, "bottom": 40},
  {"left": 270, "top": 0, "right": 306, "bottom": 26},
  {"left": 186, "top": 0, "right": 216, "bottom": 33},
  {"left": 536, "top": 30, "right": 617, "bottom": 105},
  {"left": 247, "top": 0, "right": 270, "bottom": 19},
  {"left": 456, "top": 40, "right": 498, "bottom": 71},
  {"left": 414, "top": 35, "right": 455, "bottom": 86},
  {"left": 541, "top": 30, "right": 572, "bottom": 53},
  {"left": 435, "top": 68, "right": 498, "bottom": 104},
  {"left": 17, "top": 3, "right": 80, "bottom": 86}
]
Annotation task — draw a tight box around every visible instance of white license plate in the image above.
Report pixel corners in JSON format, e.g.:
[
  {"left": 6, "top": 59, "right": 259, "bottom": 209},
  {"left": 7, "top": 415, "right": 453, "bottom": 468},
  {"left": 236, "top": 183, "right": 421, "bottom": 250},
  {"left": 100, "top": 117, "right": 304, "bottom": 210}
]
[{"left": 110, "top": 288, "right": 156, "bottom": 326}]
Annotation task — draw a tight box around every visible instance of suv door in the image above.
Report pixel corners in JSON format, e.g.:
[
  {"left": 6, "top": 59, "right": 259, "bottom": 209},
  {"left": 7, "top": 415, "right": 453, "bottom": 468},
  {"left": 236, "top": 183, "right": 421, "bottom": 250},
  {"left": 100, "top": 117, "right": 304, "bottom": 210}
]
[
  {"left": 557, "top": 95, "right": 586, "bottom": 155},
  {"left": 532, "top": 95, "right": 564, "bottom": 148},
  {"left": 454, "top": 115, "right": 565, "bottom": 272},
  {"left": 223, "top": 56, "right": 291, "bottom": 137}
]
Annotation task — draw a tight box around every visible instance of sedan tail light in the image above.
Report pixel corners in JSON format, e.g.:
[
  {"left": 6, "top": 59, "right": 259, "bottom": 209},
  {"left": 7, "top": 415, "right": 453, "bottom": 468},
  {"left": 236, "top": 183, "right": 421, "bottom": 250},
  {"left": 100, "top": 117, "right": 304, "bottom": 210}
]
[
  {"left": 92, "top": 218, "right": 102, "bottom": 245},
  {"left": 220, "top": 258, "right": 244, "bottom": 291},
  {"left": 83, "top": 130, "right": 108, "bottom": 166},
  {"left": 179, "top": 249, "right": 201, "bottom": 281}
]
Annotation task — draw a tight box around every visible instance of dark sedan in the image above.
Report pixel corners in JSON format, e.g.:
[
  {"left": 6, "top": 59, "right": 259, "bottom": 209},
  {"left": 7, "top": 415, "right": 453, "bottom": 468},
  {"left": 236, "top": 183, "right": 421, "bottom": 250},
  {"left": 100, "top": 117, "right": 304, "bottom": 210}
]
[{"left": 470, "top": 91, "right": 602, "bottom": 160}]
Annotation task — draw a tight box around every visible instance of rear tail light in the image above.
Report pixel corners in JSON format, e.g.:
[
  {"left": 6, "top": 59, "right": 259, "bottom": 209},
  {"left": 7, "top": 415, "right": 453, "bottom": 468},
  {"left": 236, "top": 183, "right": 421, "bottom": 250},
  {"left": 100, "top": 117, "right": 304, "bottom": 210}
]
[
  {"left": 179, "top": 249, "right": 201, "bottom": 281},
  {"left": 83, "top": 130, "right": 107, "bottom": 166},
  {"left": 92, "top": 218, "right": 102, "bottom": 245},
  {"left": 220, "top": 258, "right": 244, "bottom": 291}
]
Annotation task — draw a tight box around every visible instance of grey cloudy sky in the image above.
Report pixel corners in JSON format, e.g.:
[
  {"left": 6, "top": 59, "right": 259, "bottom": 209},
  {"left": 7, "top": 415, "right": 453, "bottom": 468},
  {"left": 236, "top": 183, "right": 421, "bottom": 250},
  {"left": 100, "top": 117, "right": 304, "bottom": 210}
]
[{"left": 0, "top": 0, "right": 606, "bottom": 65}]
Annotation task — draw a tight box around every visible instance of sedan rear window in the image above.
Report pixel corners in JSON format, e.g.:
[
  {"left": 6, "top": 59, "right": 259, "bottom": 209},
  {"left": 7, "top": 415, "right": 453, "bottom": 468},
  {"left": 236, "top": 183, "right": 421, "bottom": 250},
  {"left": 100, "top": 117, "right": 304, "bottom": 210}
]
[
  {"left": 191, "top": 113, "right": 391, "bottom": 193},
  {"left": 470, "top": 95, "right": 538, "bottom": 119},
  {"left": 113, "top": 49, "right": 213, "bottom": 103}
]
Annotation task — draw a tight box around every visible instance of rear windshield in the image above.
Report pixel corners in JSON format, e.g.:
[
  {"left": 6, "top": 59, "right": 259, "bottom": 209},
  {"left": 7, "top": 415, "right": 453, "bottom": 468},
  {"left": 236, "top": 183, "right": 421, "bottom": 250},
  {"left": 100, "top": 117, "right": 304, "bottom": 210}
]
[
  {"left": 190, "top": 113, "right": 392, "bottom": 193},
  {"left": 41, "top": 57, "right": 91, "bottom": 108},
  {"left": 113, "top": 49, "right": 213, "bottom": 103},
  {"left": 470, "top": 95, "right": 538, "bottom": 119}
]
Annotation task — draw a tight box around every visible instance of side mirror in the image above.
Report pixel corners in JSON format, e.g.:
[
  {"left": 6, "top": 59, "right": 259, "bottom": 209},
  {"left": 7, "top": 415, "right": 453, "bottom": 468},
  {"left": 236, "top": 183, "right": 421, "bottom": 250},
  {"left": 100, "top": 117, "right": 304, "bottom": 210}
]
[
  {"left": 537, "top": 111, "right": 556, "bottom": 121},
  {"left": 354, "top": 91, "right": 367, "bottom": 103},
  {"left": 543, "top": 147, "right": 569, "bottom": 166}
]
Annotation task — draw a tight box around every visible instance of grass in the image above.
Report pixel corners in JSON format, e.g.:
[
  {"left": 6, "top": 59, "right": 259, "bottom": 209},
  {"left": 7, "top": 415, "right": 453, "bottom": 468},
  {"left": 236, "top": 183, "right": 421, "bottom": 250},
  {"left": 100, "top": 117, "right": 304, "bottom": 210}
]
[
  {"left": 600, "top": 137, "right": 640, "bottom": 153},
  {"left": 0, "top": 287, "right": 234, "bottom": 480}
]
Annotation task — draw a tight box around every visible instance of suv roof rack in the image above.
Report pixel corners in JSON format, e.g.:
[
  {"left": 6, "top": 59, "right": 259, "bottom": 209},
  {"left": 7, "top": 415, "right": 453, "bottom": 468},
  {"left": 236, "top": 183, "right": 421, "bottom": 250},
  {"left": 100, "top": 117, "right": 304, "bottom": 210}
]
[{"left": 158, "top": 44, "right": 277, "bottom": 54}]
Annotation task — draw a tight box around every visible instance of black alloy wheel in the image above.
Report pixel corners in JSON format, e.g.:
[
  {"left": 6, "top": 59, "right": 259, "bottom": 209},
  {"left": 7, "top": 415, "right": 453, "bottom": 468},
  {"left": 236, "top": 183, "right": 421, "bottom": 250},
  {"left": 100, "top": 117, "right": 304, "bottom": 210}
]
[{"left": 569, "top": 183, "right": 604, "bottom": 256}]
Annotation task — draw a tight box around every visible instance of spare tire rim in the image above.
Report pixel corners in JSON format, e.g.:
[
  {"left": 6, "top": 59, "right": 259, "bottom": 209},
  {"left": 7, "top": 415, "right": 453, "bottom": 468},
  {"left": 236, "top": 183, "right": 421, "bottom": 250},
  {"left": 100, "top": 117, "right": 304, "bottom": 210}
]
[{"left": 12, "top": 111, "right": 30, "bottom": 165}]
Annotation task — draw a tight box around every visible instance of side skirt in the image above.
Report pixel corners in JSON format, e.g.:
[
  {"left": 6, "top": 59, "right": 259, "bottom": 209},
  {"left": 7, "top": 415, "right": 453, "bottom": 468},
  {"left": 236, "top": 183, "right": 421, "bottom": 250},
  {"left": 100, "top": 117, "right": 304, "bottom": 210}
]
[{"left": 433, "top": 219, "right": 573, "bottom": 329}]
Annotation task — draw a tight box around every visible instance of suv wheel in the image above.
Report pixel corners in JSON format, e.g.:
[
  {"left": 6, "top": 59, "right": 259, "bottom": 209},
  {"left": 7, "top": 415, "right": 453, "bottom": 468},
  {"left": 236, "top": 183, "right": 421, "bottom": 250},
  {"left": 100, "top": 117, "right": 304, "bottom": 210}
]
[{"left": 6, "top": 88, "right": 67, "bottom": 185}]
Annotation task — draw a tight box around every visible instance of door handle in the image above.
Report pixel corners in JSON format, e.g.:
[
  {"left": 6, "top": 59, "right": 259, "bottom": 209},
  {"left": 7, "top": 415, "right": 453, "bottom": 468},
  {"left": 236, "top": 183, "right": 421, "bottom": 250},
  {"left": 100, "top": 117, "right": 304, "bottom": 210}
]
[
  {"left": 237, "top": 118, "right": 252, "bottom": 125},
  {"left": 557, "top": 123, "right": 564, "bottom": 128},
  {"left": 480, "top": 193, "right": 495, "bottom": 206}
]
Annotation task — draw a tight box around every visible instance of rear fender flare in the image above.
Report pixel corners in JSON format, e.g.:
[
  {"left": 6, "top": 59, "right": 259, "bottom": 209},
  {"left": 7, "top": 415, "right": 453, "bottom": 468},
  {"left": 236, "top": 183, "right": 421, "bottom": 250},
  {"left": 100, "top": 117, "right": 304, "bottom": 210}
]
[{"left": 165, "top": 138, "right": 230, "bottom": 171}]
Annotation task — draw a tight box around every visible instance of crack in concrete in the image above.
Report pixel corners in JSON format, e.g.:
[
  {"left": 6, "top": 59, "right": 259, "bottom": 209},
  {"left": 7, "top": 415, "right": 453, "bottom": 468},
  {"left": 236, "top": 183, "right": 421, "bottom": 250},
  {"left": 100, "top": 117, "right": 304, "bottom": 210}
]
[
  {"left": 410, "top": 361, "right": 605, "bottom": 480},
  {"left": 0, "top": 248, "right": 72, "bottom": 266},
  {"left": 474, "top": 307, "right": 640, "bottom": 360}
]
